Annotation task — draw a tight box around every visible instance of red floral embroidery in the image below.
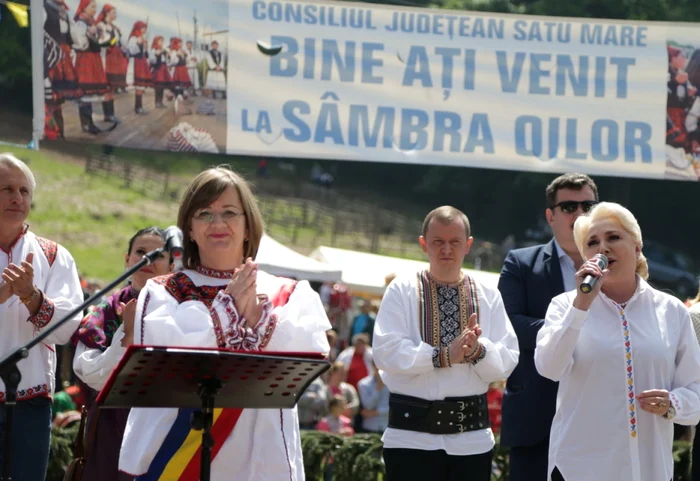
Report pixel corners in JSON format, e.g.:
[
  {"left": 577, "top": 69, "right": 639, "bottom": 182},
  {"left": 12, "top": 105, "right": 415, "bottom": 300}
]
[
  {"left": 207, "top": 301, "right": 227, "bottom": 348},
  {"left": 223, "top": 296, "right": 277, "bottom": 351},
  {"left": 28, "top": 296, "right": 55, "bottom": 328},
  {"left": 0, "top": 383, "right": 51, "bottom": 402},
  {"left": 195, "top": 265, "right": 235, "bottom": 279},
  {"left": 152, "top": 272, "right": 222, "bottom": 307},
  {"left": 35, "top": 237, "right": 58, "bottom": 267}
]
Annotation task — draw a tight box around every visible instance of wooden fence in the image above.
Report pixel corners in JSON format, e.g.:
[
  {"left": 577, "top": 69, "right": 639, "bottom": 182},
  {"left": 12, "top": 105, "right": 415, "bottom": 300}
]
[{"left": 83, "top": 155, "right": 501, "bottom": 267}]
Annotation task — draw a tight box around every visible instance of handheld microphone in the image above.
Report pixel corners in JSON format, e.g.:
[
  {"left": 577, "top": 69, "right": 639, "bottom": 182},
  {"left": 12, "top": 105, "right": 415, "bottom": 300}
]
[
  {"left": 580, "top": 254, "right": 608, "bottom": 294},
  {"left": 163, "top": 226, "right": 184, "bottom": 269}
]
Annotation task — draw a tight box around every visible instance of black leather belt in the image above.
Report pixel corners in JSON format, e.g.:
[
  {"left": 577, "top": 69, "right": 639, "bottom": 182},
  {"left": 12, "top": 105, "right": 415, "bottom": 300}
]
[{"left": 388, "top": 392, "right": 490, "bottom": 435}]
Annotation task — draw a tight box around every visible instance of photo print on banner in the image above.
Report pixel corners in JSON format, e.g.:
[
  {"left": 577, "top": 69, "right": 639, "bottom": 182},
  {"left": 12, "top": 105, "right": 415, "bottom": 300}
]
[{"left": 42, "top": 0, "right": 228, "bottom": 153}]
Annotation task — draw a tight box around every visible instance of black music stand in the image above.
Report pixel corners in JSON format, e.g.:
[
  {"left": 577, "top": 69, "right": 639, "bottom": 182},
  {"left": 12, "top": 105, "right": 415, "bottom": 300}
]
[{"left": 97, "top": 345, "right": 330, "bottom": 481}]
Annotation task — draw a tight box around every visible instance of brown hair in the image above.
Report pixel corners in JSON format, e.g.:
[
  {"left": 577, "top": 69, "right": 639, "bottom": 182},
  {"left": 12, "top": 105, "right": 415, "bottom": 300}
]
[
  {"left": 545, "top": 173, "right": 599, "bottom": 207},
  {"left": 178, "top": 165, "right": 264, "bottom": 269},
  {"left": 329, "top": 395, "right": 346, "bottom": 410},
  {"left": 421, "top": 206, "right": 471, "bottom": 238}
]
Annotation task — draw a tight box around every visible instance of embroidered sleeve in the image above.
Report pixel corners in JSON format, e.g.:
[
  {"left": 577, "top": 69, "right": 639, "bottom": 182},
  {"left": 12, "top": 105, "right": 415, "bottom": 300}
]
[
  {"left": 27, "top": 294, "right": 55, "bottom": 329},
  {"left": 213, "top": 291, "right": 276, "bottom": 351},
  {"left": 432, "top": 346, "right": 451, "bottom": 368},
  {"left": 34, "top": 243, "right": 84, "bottom": 345}
]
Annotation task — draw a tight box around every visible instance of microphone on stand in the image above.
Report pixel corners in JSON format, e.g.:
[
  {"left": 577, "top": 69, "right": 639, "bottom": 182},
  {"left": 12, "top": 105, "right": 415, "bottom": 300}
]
[
  {"left": 163, "top": 226, "right": 184, "bottom": 271},
  {"left": 580, "top": 254, "right": 608, "bottom": 294}
]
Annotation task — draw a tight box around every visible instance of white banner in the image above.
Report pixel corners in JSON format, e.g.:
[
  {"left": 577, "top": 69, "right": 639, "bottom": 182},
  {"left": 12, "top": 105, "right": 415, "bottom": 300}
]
[
  {"left": 227, "top": 0, "right": 700, "bottom": 180},
  {"left": 40, "top": 0, "right": 700, "bottom": 181}
]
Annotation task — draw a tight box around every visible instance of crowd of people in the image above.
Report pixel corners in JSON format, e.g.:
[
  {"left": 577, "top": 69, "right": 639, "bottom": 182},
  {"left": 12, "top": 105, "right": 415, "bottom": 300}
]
[{"left": 2, "top": 151, "right": 700, "bottom": 481}]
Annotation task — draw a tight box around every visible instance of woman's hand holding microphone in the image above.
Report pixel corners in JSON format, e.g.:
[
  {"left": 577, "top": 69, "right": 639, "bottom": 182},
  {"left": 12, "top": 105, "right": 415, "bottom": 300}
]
[{"left": 573, "top": 254, "right": 609, "bottom": 311}]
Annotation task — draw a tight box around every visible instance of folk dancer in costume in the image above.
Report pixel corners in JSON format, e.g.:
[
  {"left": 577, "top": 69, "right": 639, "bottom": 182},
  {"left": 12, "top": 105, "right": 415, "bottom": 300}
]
[
  {"left": 372, "top": 206, "right": 519, "bottom": 481},
  {"left": 0, "top": 154, "right": 83, "bottom": 481},
  {"left": 119, "top": 166, "right": 332, "bottom": 480},
  {"left": 185, "top": 40, "right": 201, "bottom": 95},
  {"left": 149, "top": 35, "right": 172, "bottom": 109},
  {"left": 205, "top": 40, "right": 226, "bottom": 99},
  {"left": 125, "top": 21, "right": 150, "bottom": 114},
  {"left": 534, "top": 202, "right": 700, "bottom": 481},
  {"left": 497, "top": 173, "right": 599, "bottom": 481},
  {"left": 44, "top": 0, "right": 80, "bottom": 139},
  {"left": 168, "top": 37, "right": 192, "bottom": 114},
  {"left": 73, "top": 227, "right": 172, "bottom": 481},
  {"left": 96, "top": 4, "right": 128, "bottom": 94},
  {"left": 72, "top": 0, "right": 116, "bottom": 133}
]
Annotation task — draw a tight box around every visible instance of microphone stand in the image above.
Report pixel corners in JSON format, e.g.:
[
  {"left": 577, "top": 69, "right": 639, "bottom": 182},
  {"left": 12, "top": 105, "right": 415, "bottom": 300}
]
[{"left": 0, "top": 248, "right": 167, "bottom": 481}]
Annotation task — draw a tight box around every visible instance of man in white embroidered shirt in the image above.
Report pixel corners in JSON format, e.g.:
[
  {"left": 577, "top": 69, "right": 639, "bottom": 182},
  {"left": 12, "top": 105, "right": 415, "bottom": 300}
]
[
  {"left": 373, "top": 206, "right": 519, "bottom": 481},
  {"left": 0, "top": 153, "right": 83, "bottom": 481}
]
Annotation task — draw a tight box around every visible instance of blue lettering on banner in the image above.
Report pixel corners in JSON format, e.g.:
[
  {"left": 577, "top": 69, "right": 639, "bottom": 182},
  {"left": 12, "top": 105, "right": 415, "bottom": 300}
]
[
  {"left": 512, "top": 20, "right": 571, "bottom": 43},
  {"left": 252, "top": 1, "right": 378, "bottom": 30},
  {"left": 269, "top": 36, "right": 384, "bottom": 84},
  {"left": 514, "top": 116, "right": 652, "bottom": 162},
  {"left": 496, "top": 52, "right": 634, "bottom": 98},
  {"left": 579, "top": 24, "right": 648, "bottom": 47},
  {"left": 280, "top": 96, "right": 495, "bottom": 153}
]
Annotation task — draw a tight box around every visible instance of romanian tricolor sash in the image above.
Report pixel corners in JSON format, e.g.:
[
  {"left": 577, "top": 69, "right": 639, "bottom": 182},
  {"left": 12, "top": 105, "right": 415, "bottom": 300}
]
[
  {"left": 136, "top": 276, "right": 298, "bottom": 480},
  {"left": 136, "top": 408, "right": 243, "bottom": 481}
]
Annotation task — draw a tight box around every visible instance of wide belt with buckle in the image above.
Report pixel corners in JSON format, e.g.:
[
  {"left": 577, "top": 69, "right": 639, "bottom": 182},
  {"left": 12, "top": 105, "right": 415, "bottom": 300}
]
[{"left": 387, "top": 392, "right": 490, "bottom": 435}]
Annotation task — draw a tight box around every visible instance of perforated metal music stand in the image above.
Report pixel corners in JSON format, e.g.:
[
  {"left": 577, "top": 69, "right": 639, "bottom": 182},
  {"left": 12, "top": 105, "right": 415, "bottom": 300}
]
[{"left": 97, "top": 345, "right": 330, "bottom": 481}]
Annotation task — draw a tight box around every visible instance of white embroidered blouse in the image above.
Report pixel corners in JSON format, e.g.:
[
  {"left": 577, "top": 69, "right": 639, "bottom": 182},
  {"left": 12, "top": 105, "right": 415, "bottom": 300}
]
[
  {"left": 0, "top": 229, "right": 83, "bottom": 401},
  {"left": 118, "top": 268, "right": 331, "bottom": 480},
  {"left": 535, "top": 278, "right": 700, "bottom": 481}
]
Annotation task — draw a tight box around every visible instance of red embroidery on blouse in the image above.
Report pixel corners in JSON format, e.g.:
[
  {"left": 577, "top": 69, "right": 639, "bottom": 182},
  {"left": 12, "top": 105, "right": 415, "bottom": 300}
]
[
  {"left": 195, "top": 265, "right": 235, "bottom": 279},
  {"left": 35, "top": 237, "right": 58, "bottom": 268},
  {"left": 0, "top": 383, "right": 50, "bottom": 402},
  {"left": 28, "top": 296, "right": 55, "bottom": 328},
  {"left": 152, "top": 272, "right": 221, "bottom": 306},
  {"left": 139, "top": 292, "right": 151, "bottom": 344},
  {"left": 207, "top": 299, "right": 228, "bottom": 349}
]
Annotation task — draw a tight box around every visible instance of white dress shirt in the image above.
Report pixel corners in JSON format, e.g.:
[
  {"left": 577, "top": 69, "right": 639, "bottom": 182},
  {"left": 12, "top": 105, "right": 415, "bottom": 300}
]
[
  {"left": 372, "top": 272, "right": 519, "bottom": 455},
  {"left": 535, "top": 278, "right": 700, "bottom": 481},
  {"left": 553, "top": 238, "right": 577, "bottom": 292}
]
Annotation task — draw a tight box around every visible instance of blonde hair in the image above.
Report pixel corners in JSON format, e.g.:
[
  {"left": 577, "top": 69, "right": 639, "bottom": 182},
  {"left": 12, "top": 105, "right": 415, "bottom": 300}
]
[{"left": 573, "top": 202, "right": 649, "bottom": 280}]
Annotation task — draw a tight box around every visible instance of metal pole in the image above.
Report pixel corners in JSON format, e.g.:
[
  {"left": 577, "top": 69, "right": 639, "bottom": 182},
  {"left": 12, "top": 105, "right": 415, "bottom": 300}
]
[{"left": 30, "top": 0, "right": 44, "bottom": 151}]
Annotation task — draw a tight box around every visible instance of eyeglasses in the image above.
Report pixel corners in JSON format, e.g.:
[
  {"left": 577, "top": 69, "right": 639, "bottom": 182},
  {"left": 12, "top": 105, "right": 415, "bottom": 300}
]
[
  {"left": 192, "top": 210, "right": 245, "bottom": 223},
  {"left": 550, "top": 200, "right": 597, "bottom": 214}
]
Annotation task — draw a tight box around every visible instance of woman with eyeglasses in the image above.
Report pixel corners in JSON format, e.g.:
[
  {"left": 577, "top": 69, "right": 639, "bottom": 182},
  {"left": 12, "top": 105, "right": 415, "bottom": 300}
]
[
  {"left": 118, "top": 165, "right": 332, "bottom": 480},
  {"left": 534, "top": 202, "right": 700, "bottom": 481},
  {"left": 72, "top": 226, "right": 173, "bottom": 481}
]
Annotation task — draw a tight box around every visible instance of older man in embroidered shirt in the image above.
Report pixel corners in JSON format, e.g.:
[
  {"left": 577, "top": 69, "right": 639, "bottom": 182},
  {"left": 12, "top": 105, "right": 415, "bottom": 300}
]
[
  {"left": 373, "top": 206, "right": 519, "bottom": 481},
  {"left": 0, "top": 153, "right": 83, "bottom": 481}
]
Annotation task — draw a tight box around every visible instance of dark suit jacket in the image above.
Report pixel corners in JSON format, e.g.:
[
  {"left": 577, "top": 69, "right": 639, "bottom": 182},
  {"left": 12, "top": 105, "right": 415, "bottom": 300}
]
[{"left": 498, "top": 239, "right": 565, "bottom": 448}]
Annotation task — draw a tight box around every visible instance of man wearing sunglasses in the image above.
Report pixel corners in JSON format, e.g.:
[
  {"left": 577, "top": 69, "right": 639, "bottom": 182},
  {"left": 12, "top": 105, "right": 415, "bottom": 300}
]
[{"left": 497, "top": 173, "right": 599, "bottom": 481}]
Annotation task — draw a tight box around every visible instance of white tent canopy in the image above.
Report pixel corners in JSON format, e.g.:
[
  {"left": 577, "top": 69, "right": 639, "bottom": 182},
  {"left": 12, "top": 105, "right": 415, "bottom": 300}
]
[
  {"left": 310, "top": 246, "right": 501, "bottom": 297},
  {"left": 256, "top": 235, "right": 343, "bottom": 283}
]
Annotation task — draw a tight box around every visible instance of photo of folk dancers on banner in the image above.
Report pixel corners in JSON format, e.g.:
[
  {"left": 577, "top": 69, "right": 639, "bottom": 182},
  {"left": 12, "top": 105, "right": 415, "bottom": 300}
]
[
  {"left": 42, "top": 0, "right": 228, "bottom": 154},
  {"left": 666, "top": 31, "right": 700, "bottom": 181}
]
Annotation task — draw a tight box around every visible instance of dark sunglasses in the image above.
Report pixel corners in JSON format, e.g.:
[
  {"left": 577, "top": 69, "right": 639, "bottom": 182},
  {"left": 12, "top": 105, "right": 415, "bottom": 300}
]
[{"left": 550, "top": 200, "right": 597, "bottom": 214}]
